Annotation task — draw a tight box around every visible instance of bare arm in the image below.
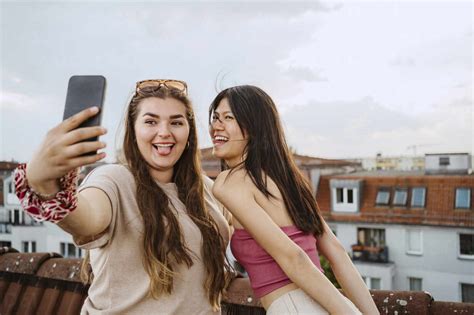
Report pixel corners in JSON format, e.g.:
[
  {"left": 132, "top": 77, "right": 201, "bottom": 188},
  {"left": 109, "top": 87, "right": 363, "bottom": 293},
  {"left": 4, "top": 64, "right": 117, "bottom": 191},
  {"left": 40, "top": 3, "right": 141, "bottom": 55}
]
[
  {"left": 318, "top": 222, "right": 379, "bottom": 314},
  {"left": 26, "top": 107, "right": 111, "bottom": 238},
  {"left": 213, "top": 171, "right": 360, "bottom": 315},
  {"left": 203, "top": 175, "right": 234, "bottom": 235}
]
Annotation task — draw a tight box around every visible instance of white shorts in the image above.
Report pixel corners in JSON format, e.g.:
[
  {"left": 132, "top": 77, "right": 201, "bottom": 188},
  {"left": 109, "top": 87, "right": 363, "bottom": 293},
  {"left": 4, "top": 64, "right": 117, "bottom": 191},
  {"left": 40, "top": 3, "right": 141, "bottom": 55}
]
[{"left": 266, "top": 288, "right": 360, "bottom": 315}]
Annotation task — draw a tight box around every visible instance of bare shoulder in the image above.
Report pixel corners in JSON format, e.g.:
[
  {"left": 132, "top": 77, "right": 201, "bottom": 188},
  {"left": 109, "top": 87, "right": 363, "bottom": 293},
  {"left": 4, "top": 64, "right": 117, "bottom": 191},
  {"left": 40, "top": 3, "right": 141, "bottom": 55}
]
[{"left": 213, "top": 168, "right": 253, "bottom": 200}]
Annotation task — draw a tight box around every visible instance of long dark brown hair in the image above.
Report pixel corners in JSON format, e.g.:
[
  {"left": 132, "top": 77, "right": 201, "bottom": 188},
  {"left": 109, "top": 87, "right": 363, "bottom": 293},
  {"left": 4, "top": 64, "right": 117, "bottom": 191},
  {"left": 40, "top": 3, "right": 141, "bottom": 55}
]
[
  {"left": 83, "top": 85, "right": 230, "bottom": 309},
  {"left": 209, "top": 85, "right": 324, "bottom": 237}
]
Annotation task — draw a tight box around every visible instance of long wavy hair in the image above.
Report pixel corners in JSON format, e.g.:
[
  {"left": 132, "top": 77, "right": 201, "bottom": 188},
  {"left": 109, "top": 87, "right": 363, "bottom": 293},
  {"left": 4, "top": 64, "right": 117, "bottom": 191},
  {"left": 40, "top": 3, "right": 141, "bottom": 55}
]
[
  {"left": 209, "top": 85, "right": 324, "bottom": 237},
  {"left": 83, "top": 86, "right": 230, "bottom": 309}
]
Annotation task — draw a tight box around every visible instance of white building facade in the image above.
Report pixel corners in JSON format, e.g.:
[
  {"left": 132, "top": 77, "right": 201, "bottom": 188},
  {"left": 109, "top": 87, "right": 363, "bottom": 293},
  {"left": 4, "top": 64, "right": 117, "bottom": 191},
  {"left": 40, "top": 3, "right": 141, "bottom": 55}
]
[
  {"left": 0, "top": 174, "right": 82, "bottom": 258},
  {"left": 329, "top": 221, "right": 474, "bottom": 302}
]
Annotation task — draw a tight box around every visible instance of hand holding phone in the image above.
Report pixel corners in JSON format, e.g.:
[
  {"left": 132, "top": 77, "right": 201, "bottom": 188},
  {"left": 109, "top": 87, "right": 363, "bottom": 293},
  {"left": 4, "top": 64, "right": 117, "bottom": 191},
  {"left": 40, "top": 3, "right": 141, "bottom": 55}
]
[{"left": 26, "top": 76, "right": 108, "bottom": 195}]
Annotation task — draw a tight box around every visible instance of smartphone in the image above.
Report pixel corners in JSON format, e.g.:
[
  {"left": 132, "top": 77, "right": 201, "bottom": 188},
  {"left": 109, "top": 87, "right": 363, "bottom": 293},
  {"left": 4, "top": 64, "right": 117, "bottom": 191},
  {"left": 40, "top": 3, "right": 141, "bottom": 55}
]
[{"left": 63, "top": 75, "right": 106, "bottom": 154}]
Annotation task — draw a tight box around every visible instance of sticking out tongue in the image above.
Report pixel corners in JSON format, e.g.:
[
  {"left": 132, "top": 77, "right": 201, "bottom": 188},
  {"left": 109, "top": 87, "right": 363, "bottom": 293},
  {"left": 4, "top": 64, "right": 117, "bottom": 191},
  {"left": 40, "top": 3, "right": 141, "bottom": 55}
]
[{"left": 157, "top": 145, "right": 172, "bottom": 155}]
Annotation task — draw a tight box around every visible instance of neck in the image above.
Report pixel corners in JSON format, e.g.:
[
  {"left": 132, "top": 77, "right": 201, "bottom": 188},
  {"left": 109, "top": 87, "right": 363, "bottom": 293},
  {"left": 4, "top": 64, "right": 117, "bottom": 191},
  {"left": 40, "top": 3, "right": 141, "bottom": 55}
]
[
  {"left": 225, "top": 156, "right": 244, "bottom": 168},
  {"left": 149, "top": 168, "right": 174, "bottom": 183}
]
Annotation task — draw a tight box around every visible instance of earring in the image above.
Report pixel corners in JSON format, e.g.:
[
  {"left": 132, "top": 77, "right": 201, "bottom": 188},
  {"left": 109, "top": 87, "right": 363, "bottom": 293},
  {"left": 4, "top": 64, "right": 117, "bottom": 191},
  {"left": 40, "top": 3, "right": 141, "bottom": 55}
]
[{"left": 186, "top": 141, "right": 190, "bottom": 149}]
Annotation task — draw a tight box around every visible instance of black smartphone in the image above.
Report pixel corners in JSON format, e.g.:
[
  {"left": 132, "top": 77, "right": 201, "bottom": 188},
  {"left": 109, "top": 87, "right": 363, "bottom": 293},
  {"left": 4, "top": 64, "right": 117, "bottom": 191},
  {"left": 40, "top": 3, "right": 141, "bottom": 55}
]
[{"left": 63, "top": 75, "right": 106, "bottom": 153}]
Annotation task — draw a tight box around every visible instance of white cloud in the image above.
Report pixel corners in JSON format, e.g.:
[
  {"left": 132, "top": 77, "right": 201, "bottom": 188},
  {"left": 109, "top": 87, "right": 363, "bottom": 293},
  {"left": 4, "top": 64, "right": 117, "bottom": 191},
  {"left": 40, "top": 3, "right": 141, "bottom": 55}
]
[
  {"left": 0, "top": 91, "right": 36, "bottom": 111},
  {"left": 283, "top": 95, "right": 472, "bottom": 158}
]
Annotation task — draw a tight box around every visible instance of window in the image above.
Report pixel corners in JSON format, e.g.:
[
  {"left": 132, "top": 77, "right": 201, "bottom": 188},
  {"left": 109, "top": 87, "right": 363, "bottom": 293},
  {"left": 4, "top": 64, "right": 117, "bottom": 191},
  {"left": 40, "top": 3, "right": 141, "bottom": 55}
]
[
  {"left": 22, "top": 241, "right": 36, "bottom": 253},
  {"left": 362, "top": 276, "right": 381, "bottom": 289},
  {"left": 461, "top": 283, "right": 474, "bottom": 303},
  {"left": 336, "top": 188, "right": 343, "bottom": 203},
  {"left": 0, "top": 241, "right": 12, "bottom": 247},
  {"left": 0, "top": 223, "right": 12, "bottom": 234},
  {"left": 455, "top": 188, "right": 471, "bottom": 209},
  {"left": 411, "top": 187, "right": 426, "bottom": 208},
  {"left": 357, "top": 228, "right": 386, "bottom": 247},
  {"left": 347, "top": 189, "right": 354, "bottom": 204},
  {"left": 409, "top": 277, "right": 422, "bottom": 291},
  {"left": 393, "top": 188, "right": 408, "bottom": 206},
  {"left": 10, "top": 209, "right": 24, "bottom": 225},
  {"left": 406, "top": 230, "right": 422, "bottom": 255},
  {"left": 439, "top": 157, "right": 450, "bottom": 166},
  {"left": 60, "top": 242, "right": 82, "bottom": 258},
  {"left": 336, "top": 188, "right": 354, "bottom": 204},
  {"left": 370, "top": 278, "right": 381, "bottom": 290},
  {"left": 459, "top": 234, "right": 474, "bottom": 258},
  {"left": 330, "top": 179, "right": 362, "bottom": 213},
  {"left": 375, "top": 189, "right": 390, "bottom": 205}
]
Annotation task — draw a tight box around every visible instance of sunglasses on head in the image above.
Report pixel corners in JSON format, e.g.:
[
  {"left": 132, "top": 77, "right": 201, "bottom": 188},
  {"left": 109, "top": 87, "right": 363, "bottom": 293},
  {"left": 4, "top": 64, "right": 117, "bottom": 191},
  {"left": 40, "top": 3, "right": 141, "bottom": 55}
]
[{"left": 135, "top": 79, "right": 188, "bottom": 95}]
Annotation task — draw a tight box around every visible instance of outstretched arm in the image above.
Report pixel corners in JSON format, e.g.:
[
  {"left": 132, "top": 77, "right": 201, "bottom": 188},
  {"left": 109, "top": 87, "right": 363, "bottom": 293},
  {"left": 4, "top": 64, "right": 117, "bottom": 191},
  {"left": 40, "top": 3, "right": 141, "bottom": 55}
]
[
  {"left": 25, "top": 107, "right": 112, "bottom": 239},
  {"left": 317, "top": 222, "right": 379, "bottom": 314},
  {"left": 212, "top": 170, "right": 360, "bottom": 315}
]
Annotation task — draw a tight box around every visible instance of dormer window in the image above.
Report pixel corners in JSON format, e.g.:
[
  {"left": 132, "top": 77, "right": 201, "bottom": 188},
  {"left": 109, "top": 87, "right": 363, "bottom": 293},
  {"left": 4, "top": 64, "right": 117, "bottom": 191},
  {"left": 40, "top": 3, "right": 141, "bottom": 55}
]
[
  {"left": 393, "top": 188, "right": 408, "bottom": 206},
  {"left": 330, "top": 179, "right": 362, "bottom": 213},
  {"left": 455, "top": 188, "right": 471, "bottom": 209},
  {"left": 411, "top": 187, "right": 426, "bottom": 208},
  {"left": 375, "top": 189, "right": 390, "bottom": 206}
]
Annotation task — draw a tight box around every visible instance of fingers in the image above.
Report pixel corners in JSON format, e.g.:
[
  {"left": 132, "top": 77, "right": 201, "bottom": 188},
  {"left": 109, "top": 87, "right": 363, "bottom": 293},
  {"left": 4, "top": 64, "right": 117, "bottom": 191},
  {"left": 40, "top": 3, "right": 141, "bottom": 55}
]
[
  {"left": 60, "top": 106, "right": 100, "bottom": 133},
  {"left": 61, "top": 126, "right": 107, "bottom": 146},
  {"left": 68, "top": 152, "right": 107, "bottom": 169},
  {"left": 63, "top": 141, "right": 107, "bottom": 158}
]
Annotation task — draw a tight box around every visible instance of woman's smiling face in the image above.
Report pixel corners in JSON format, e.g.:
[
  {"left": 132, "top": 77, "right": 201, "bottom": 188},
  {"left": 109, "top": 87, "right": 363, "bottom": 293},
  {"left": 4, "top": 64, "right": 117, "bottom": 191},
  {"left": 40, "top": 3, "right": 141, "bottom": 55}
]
[
  {"left": 209, "top": 98, "right": 248, "bottom": 167},
  {"left": 134, "top": 96, "right": 190, "bottom": 182}
]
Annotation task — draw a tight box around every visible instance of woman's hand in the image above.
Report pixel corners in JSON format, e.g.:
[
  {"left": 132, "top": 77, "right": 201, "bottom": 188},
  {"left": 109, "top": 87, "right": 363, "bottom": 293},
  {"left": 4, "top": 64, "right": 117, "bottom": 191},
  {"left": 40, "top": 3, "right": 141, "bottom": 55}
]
[{"left": 26, "top": 106, "right": 107, "bottom": 194}]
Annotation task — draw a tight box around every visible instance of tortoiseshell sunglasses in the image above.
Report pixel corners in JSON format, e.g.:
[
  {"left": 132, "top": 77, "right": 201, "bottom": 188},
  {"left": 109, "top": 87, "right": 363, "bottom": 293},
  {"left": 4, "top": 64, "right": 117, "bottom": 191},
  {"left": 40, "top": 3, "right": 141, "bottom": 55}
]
[{"left": 135, "top": 79, "right": 188, "bottom": 95}]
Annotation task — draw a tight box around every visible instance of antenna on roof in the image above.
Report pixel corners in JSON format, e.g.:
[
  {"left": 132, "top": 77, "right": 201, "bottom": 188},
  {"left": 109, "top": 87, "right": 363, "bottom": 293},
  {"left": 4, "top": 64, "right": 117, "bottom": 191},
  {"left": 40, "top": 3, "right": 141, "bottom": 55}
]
[{"left": 406, "top": 143, "right": 440, "bottom": 156}]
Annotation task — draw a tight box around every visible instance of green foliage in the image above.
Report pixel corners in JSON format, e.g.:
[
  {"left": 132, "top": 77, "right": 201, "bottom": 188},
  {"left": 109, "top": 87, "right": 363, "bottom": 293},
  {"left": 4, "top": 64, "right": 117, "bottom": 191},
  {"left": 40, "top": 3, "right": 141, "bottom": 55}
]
[{"left": 319, "top": 255, "right": 341, "bottom": 289}]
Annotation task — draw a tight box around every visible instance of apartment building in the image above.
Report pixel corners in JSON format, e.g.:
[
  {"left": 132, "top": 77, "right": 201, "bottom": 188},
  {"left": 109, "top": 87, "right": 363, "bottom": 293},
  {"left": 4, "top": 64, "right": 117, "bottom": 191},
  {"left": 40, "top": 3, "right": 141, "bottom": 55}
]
[
  {"left": 316, "top": 153, "right": 473, "bottom": 302},
  {"left": 0, "top": 162, "right": 100, "bottom": 258}
]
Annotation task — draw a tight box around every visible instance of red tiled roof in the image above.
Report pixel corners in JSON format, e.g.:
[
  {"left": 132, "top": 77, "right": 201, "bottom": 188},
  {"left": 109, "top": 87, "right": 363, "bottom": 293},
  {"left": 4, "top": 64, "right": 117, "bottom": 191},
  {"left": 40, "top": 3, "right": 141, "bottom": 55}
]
[{"left": 317, "top": 172, "right": 474, "bottom": 227}]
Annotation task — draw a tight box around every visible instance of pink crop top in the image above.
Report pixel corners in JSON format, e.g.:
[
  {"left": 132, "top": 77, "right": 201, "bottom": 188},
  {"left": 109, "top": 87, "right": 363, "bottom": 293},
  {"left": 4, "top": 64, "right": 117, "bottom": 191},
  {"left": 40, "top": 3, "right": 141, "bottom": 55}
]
[{"left": 230, "top": 225, "right": 323, "bottom": 298}]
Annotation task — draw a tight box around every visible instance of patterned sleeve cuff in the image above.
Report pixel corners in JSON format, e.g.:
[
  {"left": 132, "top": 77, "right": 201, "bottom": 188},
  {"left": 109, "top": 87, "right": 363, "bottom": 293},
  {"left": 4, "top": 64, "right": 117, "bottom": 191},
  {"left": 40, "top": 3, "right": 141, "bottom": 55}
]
[{"left": 14, "top": 163, "right": 79, "bottom": 223}]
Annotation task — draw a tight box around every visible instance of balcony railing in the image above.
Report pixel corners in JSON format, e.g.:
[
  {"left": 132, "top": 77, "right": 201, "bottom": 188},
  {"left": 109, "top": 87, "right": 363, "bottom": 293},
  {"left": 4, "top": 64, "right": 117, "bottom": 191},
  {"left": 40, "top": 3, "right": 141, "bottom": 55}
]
[{"left": 351, "top": 244, "right": 389, "bottom": 263}]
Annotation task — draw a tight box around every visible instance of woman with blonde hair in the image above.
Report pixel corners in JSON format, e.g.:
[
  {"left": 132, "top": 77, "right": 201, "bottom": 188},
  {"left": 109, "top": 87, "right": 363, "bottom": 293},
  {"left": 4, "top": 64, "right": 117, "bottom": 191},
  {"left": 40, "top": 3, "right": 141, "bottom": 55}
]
[
  {"left": 15, "top": 79, "right": 231, "bottom": 314},
  {"left": 208, "top": 85, "right": 379, "bottom": 314}
]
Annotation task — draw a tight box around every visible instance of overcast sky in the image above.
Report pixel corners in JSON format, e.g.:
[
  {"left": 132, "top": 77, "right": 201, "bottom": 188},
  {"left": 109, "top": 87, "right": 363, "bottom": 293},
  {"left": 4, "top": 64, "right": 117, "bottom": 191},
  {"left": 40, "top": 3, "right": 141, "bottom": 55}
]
[{"left": 1, "top": 0, "right": 472, "bottom": 162}]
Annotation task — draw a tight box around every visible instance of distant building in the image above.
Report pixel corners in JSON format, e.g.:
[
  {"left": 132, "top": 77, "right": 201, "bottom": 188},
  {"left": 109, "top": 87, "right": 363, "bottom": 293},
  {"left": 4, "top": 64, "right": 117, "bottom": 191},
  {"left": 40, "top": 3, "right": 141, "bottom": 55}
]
[
  {"left": 0, "top": 162, "right": 106, "bottom": 258},
  {"left": 425, "top": 153, "right": 472, "bottom": 175},
  {"left": 316, "top": 153, "right": 474, "bottom": 302},
  {"left": 349, "top": 154, "right": 425, "bottom": 171},
  {"left": 200, "top": 147, "right": 362, "bottom": 195}
]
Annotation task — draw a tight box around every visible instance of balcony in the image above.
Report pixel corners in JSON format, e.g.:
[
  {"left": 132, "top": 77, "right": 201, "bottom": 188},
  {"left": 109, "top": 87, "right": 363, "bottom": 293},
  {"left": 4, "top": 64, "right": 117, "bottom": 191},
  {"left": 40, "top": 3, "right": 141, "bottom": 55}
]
[{"left": 351, "top": 244, "right": 389, "bottom": 263}]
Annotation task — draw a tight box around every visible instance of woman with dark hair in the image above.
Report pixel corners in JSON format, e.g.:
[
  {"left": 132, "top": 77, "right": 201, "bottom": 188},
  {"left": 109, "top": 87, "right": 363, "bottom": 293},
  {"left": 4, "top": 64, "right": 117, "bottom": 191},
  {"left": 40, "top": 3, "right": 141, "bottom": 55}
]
[
  {"left": 15, "top": 80, "right": 231, "bottom": 314},
  {"left": 209, "top": 85, "right": 378, "bottom": 314}
]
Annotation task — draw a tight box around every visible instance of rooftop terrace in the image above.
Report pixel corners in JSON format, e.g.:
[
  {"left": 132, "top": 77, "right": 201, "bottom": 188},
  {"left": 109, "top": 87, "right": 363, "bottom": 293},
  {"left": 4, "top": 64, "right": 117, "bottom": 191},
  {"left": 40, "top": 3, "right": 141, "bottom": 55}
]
[{"left": 1, "top": 247, "right": 472, "bottom": 314}]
